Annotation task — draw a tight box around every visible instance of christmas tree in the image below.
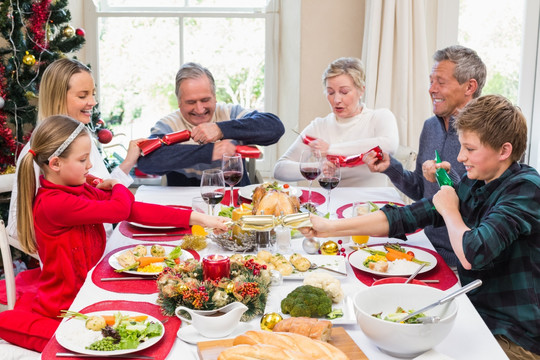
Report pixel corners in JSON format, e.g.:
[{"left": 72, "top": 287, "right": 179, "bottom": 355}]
[{"left": 0, "top": 0, "right": 87, "bottom": 174}]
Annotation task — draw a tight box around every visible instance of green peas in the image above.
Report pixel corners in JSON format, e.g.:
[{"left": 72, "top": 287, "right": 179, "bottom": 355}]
[{"left": 86, "top": 337, "right": 120, "bottom": 351}]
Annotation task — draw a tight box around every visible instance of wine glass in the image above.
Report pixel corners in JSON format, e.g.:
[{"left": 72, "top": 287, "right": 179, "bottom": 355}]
[
  {"left": 318, "top": 159, "right": 340, "bottom": 216},
  {"left": 222, "top": 154, "right": 243, "bottom": 207},
  {"left": 200, "top": 169, "right": 225, "bottom": 216},
  {"left": 299, "top": 149, "right": 322, "bottom": 205}
]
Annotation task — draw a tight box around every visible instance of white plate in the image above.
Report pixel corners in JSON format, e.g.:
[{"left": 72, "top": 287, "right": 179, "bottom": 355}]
[
  {"left": 177, "top": 322, "right": 256, "bottom": 344},
  {"left": 285, "top": 255, "right": 347, "bottom": 279},
  {"left": 264, "top": 283, "right": 357, "bottom": 325},
  {"left": 238, "top": 184, "right": 301, "bottom": 200},
  {"left": 55, "top": 311, "right": 164, "bottom": 356},
  {"left": 108, "top": 245, "right": 194, "bottom": 276},
  {"left": 128, "top": 222, "right": 178, "bottom": 230},
  {"left": 348, "top": 245, "right": 437, "bottom": 277}
]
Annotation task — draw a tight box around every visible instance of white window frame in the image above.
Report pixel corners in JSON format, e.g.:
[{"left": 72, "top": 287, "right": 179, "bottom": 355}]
[
  {"left": 439, "top": 0, "right": 540, "bottom": 167},
  {"left": 83, "top": 0, "right": 280, "bottom": 177}
]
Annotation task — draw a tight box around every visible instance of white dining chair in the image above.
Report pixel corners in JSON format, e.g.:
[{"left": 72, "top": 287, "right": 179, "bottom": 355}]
[{"left": 0, "top": 220, "right": 16, "bottom": 310}]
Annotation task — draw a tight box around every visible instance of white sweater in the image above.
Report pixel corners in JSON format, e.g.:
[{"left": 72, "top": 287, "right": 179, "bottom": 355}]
[{"left": 273, "top": 106, "right": 399, "bottom": 187}]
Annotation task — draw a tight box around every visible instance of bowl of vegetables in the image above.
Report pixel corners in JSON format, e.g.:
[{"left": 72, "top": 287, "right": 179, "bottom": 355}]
[{"left": 353, "top": 283, "right": 458, "bottom": 358}]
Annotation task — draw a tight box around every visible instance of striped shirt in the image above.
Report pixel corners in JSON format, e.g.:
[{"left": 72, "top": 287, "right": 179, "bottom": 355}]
[{"left": 382, "top": 162, "right": 540, "bottom": 354}]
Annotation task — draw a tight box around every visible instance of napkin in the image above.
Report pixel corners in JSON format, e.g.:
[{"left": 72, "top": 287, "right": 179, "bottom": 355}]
[
  {"left": 42, "top": 300, "right": 181, "bottom": 360},
  {"left": 299, "top": 189, "right": 326, "bottom": 206},
  {"left": 91, "top": 244, "right": 199, "bottom": 294},
  {"left": 414, "top": 349, "right": 455, "bottom": 360},
  {"left": 350, "top": 244, "right": 459, "bottom": 290}
]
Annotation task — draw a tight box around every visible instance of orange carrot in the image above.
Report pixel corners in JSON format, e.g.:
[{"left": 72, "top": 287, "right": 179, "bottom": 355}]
[
  {"left": 385, "top": 248, "right": 413, "bottom": 262},
  {"left": 101, "top": 315, "right": 149, "bottom": 326},
  {"left": 137, "top": 257, "right": 166, "bottom": 268}
]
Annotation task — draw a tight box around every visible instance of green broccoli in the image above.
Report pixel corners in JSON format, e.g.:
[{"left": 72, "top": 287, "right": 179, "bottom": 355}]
[{"left": 280, "top": 285, "right": 333, "bottom": 318}]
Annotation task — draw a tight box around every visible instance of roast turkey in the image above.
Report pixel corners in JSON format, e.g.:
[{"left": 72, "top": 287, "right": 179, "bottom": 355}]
[{"left": 251, "top": 184, "right": 300, "bottom": 216}]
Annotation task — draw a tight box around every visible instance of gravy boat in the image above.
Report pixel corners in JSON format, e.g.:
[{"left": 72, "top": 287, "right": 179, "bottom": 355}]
[{"left": 175, "top": 302, "right": 248, "bottom": 338}]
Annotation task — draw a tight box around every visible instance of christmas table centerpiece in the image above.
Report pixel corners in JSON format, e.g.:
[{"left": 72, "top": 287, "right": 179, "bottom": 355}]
[{"left": 157, "top": 256, "right": 271, "bottom": 321}]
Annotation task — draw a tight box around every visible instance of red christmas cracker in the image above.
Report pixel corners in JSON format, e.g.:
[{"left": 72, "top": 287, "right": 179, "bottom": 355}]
[{"left": 327, "top": 146, "right": 383, "bottom": 167}]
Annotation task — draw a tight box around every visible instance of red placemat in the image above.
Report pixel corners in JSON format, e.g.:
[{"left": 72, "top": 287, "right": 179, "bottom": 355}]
[
  {"left": 221, "top": 188, "right": 251, "bottom": 207},
  {"left": 349, "top": 244, "right": 458, "bottom": 290},
  {"left": 299, "top": 189, "right": 325, "bottom": 206},
  {"left": 92, "top": 244, "right": 200, "bottom": 294},
  {"left": 43, "top": 300, "right": 180, "bottom": 360}
]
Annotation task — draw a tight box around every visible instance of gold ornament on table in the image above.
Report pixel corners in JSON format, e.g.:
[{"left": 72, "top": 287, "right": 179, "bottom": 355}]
[
  {"left": 320, "top": 240, "right": 339, "bottom": 255},
  {"left": 62, "top": 25, "right": 75, "bottom": 38},
  {"left": 260, "top": 312, "right": 283, "bottom": 331},
  {"left": 22, "top": 51, "right": 36, "bottom": 66}
]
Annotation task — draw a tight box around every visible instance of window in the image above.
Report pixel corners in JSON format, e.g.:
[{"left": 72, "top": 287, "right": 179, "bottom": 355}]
[{"left": 84, "top": 0, "right": 278, "bottom": 175}]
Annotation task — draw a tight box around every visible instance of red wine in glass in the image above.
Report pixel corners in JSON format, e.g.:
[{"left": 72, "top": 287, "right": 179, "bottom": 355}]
[
  {"left": 300, "top": 167, "right": 321, "bottom": 181},
  {"left": 201, "top": 191, "right": 225, "bottom": 205},
  {"left": 222, "top": 154, "right": 243, "bottom": 206},
  {"left": 299, "top": 149, "right": 322, "bottom": 205},
  {"left": 318, "top": 177, "right": 340, "bottom": 190}
]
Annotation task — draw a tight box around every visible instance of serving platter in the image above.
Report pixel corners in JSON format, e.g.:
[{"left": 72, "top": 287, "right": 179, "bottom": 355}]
[
  {"left": 238, "top": 184, "right": 301, "bottom": 200},
  {"left": 348, "top": 245, "right": 437, "bottom": 277},
  {"left": 55, "top": 310, "right": 164, "bottom": 356},
  {"left": 177, "top": 322, "right": 256, "bottom": 345},
  {"left": 285, "top": 255, "right": 347, "bottom": 279},
  {"left": 108, "top": 244, "right": 194, "bottom": 276},
  {"left": 264, "top": 283, "right": 357, "bottom": 325}
]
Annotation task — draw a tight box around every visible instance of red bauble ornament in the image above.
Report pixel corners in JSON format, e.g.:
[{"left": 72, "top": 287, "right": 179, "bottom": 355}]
[
  {"left": 97, "top": 129, "right": 113, "bottom": 144},
  {"left": 76, "top": 28, "right": 86, "bottom": 37}
]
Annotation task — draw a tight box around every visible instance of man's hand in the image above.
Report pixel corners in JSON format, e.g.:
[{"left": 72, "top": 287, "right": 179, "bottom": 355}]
[
  {"left": 423, "top": 160, "right": 451, "bottom": 183},
  {"left": 191, "top": 123, "right": 223, "bottom": 144},
  {"left": 364, "top": 150, "right": 391, "bottom": 173},
  {"left": 212, "top": 140, "right": 237, "bottom": 161}
]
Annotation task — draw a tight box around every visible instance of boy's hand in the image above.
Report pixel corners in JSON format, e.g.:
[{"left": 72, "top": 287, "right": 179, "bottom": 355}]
[
  {"left": 422, "top": 160, "right": 451, "bottom": 183},
  {"left": 433, "top": 185, "right": 459, "bottom": 215},
  {"left": 96, "top": 179, "right": 121, "bottom": 190},
  {"left": 299, "top": 214, "right": 333, "bottom": 238},
  {"left": 364, "top": 150, "right": 390, "bottom": 173}
]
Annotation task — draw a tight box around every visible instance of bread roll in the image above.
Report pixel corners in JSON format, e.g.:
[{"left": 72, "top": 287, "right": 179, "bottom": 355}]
[
  {"left": 231, "top": 330, "right": 349, "bottom": 360},
  {"left": 217, "top": 344, "right": 312, "bottom": 360},
  {"left": 273, "top": 317, "right": 333, "bottom": 342}
]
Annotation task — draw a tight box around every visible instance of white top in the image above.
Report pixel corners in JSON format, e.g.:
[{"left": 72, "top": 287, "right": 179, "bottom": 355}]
[
  {"left": 273, "top": 106, "right": 400, "bottom": 187},
  {"left": 7, "top": 138, "right": 133, "bottom": 239}
]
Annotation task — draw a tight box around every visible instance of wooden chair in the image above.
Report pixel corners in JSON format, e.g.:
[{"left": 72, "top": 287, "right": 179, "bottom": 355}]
[
  {"left": 0, "top": 220, "right": 16, "bottom": 310},
  {"left": 392, "top": 145, "right": 418, "bottom": 204}
]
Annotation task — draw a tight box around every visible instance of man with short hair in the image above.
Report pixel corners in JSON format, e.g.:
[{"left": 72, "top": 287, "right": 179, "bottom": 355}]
[
  {"left": 365, "top": 45, "right": 487, "bottom": 267},
  {"left": 138, "top": 62, "right": 284, "bottom": 186}
]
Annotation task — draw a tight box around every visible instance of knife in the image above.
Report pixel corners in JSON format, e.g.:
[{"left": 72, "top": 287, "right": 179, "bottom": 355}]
[
  {"left": 132, "top": 233, "right": 189, "bottom": 237},
  {"left": 56, "top": 353, "right": 153, "bottom": 359},
  {"left": 101, "top": 277, "right": 153, "bottom": 281}
]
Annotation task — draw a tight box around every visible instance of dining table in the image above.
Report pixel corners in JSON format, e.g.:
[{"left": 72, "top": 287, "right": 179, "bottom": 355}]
[{"left": 48, "top": 185, "right": 509, "bottom": 360}]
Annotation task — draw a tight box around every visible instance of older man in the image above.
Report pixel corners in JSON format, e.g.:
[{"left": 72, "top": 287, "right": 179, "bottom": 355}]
[
  {"left": 137, "top": 62, "right": 284, "bottom": 186},
  {"left": 365, "top": 45, "right": 487, "bottom": 267}
]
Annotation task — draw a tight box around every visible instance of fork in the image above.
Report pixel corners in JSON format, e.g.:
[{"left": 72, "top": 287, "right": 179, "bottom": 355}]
[{"left": 309, "top": 262, "right": 347, "bottom": 276}]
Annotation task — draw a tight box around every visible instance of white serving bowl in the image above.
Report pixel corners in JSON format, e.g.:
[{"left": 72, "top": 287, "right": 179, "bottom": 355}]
[{"left": 353, "top": 283, "right": 458, "bottom": 358}]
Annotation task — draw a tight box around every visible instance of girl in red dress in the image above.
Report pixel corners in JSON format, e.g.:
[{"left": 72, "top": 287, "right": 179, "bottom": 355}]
[{"left": 0, "top": 115, "right": 229, "bottom": 352}]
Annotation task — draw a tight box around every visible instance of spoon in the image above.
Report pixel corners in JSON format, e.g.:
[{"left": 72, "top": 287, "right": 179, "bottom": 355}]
[
  {"left": 309, "top": 262, "right": 347, "bottom": 276},
  {"left": 400, "top": 279, "right": 482, "bottom": 323},
  {"left": 404, "top": 263, "right": 426, "bottom": 283}
]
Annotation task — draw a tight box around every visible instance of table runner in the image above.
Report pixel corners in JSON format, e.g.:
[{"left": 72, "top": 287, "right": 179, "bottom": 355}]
[
  {"left": 43, "top": 300, "right": 181, "bottom": 360},
  {"left": 92, "top": 244, "right": 199, "bottom": 294},
  {"left": 349, "top": 244, "right": 458, "bottom": 290}
]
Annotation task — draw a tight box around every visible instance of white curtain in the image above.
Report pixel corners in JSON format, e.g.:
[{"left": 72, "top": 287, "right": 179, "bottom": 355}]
[{"left": 361, "top": 0, "right": 434, "bottom": 151}]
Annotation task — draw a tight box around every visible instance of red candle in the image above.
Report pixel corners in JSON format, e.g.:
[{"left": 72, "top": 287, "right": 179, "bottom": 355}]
[{"left": 202, "top": 255, "right": 230, "bottom": 281}]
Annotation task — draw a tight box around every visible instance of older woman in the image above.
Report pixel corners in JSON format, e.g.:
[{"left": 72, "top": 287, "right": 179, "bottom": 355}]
[{"left": 273, "top": 57, "right": 399, "bottom": 187}]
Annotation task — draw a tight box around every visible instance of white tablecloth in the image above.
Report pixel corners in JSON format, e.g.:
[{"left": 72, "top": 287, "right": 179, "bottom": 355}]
[{"left": 60, "top": 186, "right": 508, "bottom": 360}]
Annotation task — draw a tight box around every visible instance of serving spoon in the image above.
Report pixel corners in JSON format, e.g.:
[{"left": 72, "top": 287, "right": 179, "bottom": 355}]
[
  {"left": 404, "top": 263, "right": 426, "bottom": 283},
  {"left": 400, "top": 279, "right": 482, "bottom": 323}
]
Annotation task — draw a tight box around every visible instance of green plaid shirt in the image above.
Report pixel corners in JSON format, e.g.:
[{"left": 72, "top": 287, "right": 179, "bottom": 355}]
[{"left": 382, "top": 162, "right": 540, "bottom": 354}]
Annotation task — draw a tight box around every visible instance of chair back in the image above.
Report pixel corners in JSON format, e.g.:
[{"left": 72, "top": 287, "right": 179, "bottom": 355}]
[{"left": 0, "top": 220, "right": 16, "bottom": 310}]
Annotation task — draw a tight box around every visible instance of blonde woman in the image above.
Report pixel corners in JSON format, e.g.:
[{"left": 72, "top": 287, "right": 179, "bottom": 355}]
[
  {"left": 7, "top": 58, "right": 143, "bottom": 239},
  {"left": 273, "top": 57, "right": 399, "bottom": 187}
]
